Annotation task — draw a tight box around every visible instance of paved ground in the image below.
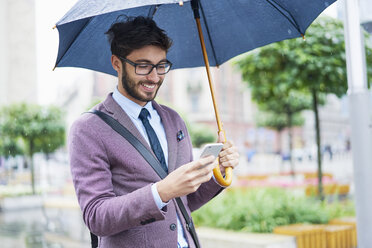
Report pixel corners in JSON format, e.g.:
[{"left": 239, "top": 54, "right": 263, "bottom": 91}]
[{"left": 0, "top": 206, "right": 90, "bottom": 248}]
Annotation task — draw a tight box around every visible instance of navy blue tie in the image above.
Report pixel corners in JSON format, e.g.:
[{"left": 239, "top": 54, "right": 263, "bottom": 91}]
[{"left": 139, "top": 108, "right": 168, "bottom": 174}]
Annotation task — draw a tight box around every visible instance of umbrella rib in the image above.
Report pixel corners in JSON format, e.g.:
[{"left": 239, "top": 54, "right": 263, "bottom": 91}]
[
  {"left": 266, "top": 0, "right": 304, "bottom": 35},
  {"left": 199, "top": 1, "right": 219, "bottom": 67},
  {"left": 55, "top": 18, "right": 93, "bottom": 67},
  {"left": 147, "top": 5, "right": 160, "bottom": 18}
]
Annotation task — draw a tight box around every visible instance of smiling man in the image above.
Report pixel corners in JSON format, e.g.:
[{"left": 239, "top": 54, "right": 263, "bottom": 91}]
[{"left": 68, "top": 16, "right": 239, "bottom": 248}]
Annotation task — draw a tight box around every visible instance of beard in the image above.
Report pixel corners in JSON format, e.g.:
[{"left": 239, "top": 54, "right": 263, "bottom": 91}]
[{"left": 121, "top": 68, "right": 163, "bottom": 103}]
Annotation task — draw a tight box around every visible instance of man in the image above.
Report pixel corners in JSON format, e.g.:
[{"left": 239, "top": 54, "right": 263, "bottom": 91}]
[{"left": 69, "top": 16, "right": 239, "bottom": 248}]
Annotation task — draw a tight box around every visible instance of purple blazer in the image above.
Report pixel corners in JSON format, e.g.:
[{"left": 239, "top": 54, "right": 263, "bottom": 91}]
[{"left": 68, "top": 94, "right": 223, "bottom": 248}]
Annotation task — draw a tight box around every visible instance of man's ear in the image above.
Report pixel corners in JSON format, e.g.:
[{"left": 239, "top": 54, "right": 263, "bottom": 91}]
[{"left": 111, "top": 55, "right": 122, "bottom": 73}]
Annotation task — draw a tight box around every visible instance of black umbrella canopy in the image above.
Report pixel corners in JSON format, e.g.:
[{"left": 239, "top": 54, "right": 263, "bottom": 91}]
[{"left": 55, "top": 0, "right": 337, "bottom": 75}]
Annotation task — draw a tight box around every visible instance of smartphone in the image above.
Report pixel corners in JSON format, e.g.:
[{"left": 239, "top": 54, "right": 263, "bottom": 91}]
[{"left": 199, "top": 143, "right": 224, "bottom": 159}]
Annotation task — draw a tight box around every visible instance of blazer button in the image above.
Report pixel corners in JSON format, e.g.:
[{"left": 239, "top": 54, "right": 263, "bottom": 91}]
[{"left": 169, "top": 223, "right": 177, "bottom": 231}]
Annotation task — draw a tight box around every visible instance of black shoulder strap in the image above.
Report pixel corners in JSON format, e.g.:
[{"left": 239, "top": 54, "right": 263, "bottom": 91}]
[
  {"left": 92, "top": 110, "right": 167, "bottom": 178},
  {"left": 90, "top": 110, "right": 200, "bottom": 248},
  {"left": 90, "top": 232, "right": 98, "bottom": 248}
]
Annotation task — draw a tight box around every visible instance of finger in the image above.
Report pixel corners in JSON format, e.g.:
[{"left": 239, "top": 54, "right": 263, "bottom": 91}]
[
  {"left": 220, "top": 158, "right": 239, "bottom": 169},
  {"left": 217, "top": 131, "right": 225, "bottom": 143},
  {"left": 208, "top": 158, "right": 219, "bottom": 170},
  {"left": 198, "top": 159, "right": 217, "bottom": 175},
  {"left": 219, "top": 150, "right": 238, "bottom": 162},
  {"left": 204, "top": 170, "right": 214, "bottom": 181},
  {"left": 192, "top": 160, "right": 218, "bottom": 187},
  {"left": 186, "top": 167, "right": 214, "bottom": 191},
  {"left": 198, "top": 155, "right": 216, "bottom": 166},
  {"left": 218, "top": 163, "right": 226, "bottom": 173},
  {"left": 188, "top": 155, "right": 215, "bottom": 172},
  {"left": 219, "top": 143, "right": 237, "bottom": 157},
  {"left": 199, "top": 163, "right": 215, "bottom": 177},
  {"left": 219, "top": 152, "right": 239, "bottom": 163},
  {"left": 220, "top": 140, "right": 233, "bottom": 152},
  {"left": 193, "top": 168, "right": 214, "bottom": 185}
]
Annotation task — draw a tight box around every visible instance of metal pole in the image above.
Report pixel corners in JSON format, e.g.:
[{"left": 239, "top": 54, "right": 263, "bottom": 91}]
[{"left": 343, "top": 0, "right": 372, "bottom": 247}]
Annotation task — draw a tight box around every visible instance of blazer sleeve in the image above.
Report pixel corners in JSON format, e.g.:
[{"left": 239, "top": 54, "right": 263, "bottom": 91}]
[
  {"left": 68, "top": 116, "right": 165, "bottom": 237},
  {"left": 186, "top": 173, "right": 224, "bottom": 212},
  {"left": 179, "top": 119, "right": 225, "bottom": 212}
]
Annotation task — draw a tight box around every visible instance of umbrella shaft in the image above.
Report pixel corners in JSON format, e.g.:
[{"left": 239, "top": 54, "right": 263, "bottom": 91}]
[{"left": 195, "top": 18, "right": 223, "bottom": 133}]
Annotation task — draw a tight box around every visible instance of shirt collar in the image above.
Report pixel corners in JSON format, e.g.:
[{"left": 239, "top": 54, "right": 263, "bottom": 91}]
[{"left": 112, "top": 87, "right": 154, "bottom": 119}]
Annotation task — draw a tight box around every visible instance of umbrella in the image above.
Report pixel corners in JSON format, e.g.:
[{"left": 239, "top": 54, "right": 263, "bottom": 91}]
[{"left": 54, "top": 0, "right": 336, "bottom": 186}]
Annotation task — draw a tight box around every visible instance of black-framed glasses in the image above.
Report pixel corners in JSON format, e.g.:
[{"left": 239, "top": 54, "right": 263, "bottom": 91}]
[{"left": 118, "top": 56, "right": 172, "bottom": 75}]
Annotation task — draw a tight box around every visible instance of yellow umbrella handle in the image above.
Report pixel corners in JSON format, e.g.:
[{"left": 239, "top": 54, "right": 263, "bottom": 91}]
[
  {"left": 213, "top": 131, "right": 233, "bottom": 187},
  {"left": 194, "top": 17, "right": 233, "bottom": 187}
]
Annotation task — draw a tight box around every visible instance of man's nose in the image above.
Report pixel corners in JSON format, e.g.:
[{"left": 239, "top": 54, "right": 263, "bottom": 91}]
[{"left": 146, "top": 67, "right": 160, "bottom": 82}]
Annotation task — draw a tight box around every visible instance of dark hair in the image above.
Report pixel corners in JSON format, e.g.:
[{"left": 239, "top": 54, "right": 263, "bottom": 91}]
[{"left": 105, "top": 16, "right": 173, "bottom": 58}]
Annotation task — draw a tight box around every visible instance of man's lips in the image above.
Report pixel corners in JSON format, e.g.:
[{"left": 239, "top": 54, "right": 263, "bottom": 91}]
[
  {"left": 141, "top": 82, "right": 156, "bottom": 89},
  {"left": 140, "top": 82, "right": 158, "bottom": 92}
]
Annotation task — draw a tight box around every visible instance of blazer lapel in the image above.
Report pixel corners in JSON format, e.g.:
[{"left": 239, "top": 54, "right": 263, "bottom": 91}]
[
  {"left": 152, "top": 101, "right": 178, "bottom": 173},
  {"left": 102, "top": 94, "right": 154, "bottom": 155}
]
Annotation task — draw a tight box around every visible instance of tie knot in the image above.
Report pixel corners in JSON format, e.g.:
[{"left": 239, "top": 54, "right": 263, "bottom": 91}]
[{"left": 139, "top": 108, "right": 150, "bottom": 122}]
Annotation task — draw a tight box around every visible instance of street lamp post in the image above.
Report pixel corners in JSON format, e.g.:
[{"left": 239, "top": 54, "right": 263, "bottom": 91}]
[{"left": 343, "top": 0, "right": 372, "bottom": 247}]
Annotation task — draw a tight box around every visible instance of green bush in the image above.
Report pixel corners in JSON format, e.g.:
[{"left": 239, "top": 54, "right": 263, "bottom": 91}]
[
  {"left": 189, "top": 124, "right": 216, "bottom": 148},
  {"left": 192, "top": 188, "right": 355, "bottom": 233}
]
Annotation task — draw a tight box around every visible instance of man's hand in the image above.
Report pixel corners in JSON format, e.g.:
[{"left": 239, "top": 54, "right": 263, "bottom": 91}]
[
  {"left": 217, "top": 132, "right": 239, "bottom": 175},
  {"left": 156, "top": 155, "right": 217, "bottom": 202}
]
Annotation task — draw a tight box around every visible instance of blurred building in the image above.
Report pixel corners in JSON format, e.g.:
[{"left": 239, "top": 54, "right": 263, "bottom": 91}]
[
  {"left": 159, "top": 63, "right": 259, "bottom": 150},
  {"left": 53, "top": 70, "right": 115, "bottom": 130},
  {"left": 0, "top": 0, "right": 37, "bottom": 105}
]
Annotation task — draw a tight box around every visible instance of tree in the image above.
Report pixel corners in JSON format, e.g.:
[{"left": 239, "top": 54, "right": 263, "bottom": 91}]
[
  {"left": 0, "top": 103, "right": 66, "bottom": 194},
  {"left": 237, "top": 16, "right": 372, "bottom": 199},
  {"left": 236, "top": 58, "right": 313, "bottom": 175},
  {"left": 0, "top": 137, "right": 23, "bottom": 159}
]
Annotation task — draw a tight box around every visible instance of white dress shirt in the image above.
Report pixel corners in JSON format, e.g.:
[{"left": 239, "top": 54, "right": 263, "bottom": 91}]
[{"left": 112, "top": 87, "right": 189, "bottom": 248}]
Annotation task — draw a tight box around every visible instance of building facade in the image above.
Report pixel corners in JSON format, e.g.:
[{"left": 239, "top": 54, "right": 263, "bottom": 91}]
[
  {"left": 0, "top": 0, "right": 37, "bottom": 105},
  {"left": 158, "top": 62, "right": 259, "bottom": 151}
]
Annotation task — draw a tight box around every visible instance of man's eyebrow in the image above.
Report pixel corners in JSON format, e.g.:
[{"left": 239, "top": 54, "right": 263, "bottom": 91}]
[{"left": 134, "top": 59, "right": 168, "bottom": 64}]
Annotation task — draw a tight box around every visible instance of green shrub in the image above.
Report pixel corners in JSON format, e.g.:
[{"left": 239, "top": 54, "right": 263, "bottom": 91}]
[
  {"left": 192, "top": 188, "right": 355, "bottom": 233},
  {"left": 189, "top": 124, "right": 216, "bottom": 148}
]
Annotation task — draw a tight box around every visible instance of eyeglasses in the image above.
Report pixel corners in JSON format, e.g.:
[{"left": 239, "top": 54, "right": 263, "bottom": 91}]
[{"left": 118, "top": 56, "right": 172, "bottom": 75}]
